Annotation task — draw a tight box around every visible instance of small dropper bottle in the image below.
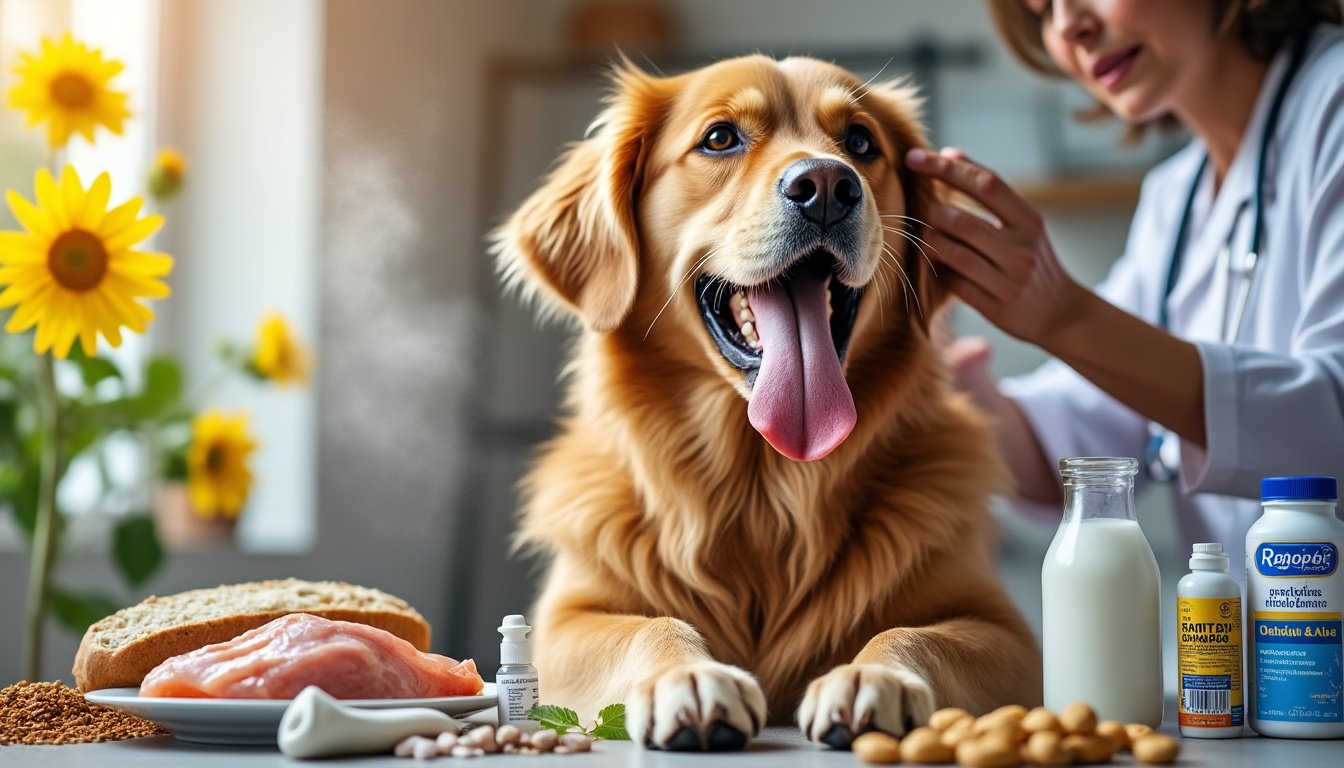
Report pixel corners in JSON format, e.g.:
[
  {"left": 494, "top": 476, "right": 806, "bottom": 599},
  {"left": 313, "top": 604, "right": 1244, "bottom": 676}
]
[{"left": 495, "top": 614, "right": 540, "bottom": 733}]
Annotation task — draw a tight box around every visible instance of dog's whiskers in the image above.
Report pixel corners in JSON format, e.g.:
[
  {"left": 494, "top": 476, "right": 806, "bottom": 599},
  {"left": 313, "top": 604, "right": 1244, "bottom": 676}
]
[
  {"left": 882, "top": 225, "right": 939, "bottom": 278},
  {"left": 848, "top": 58, "right": 894, "bottom": 104},
  {"left": 881, "top": 241, "right": 923, "bottom": 321},
  {"left": 876, "top": 244, "right": 905, "bottom": 320},
  {"left": 644, "top": 250, "right": 719, "bottom": 341}
]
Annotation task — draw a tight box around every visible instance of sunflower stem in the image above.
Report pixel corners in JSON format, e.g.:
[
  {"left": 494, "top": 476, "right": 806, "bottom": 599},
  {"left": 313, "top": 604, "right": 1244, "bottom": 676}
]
[{"left": 22, "top": 353, "right": 62, "bottom": 682}]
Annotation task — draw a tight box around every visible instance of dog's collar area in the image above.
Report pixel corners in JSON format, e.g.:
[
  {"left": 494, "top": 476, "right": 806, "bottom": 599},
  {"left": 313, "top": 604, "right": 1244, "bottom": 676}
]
[{"left": 695, "top": 250, "right": 860, "bottom": 387}]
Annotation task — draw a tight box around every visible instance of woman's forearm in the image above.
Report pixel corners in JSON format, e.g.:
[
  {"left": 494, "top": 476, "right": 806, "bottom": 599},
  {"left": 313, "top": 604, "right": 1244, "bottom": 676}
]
[{"left": 1041, "top": 286, "right": 1207, "bottom": 450}]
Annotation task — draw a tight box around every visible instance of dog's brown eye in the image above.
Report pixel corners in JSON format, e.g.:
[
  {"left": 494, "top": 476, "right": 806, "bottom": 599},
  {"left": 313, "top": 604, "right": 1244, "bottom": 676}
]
[
  {"left": 701, "top": 124, "right": 742, "bottom": 153},
  {"left": 844, "top": 125, "right": 877, "bottom": 160}
]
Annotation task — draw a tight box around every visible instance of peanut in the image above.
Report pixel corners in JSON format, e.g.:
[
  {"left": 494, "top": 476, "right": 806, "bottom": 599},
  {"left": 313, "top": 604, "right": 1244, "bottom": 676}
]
[
  {"left": 1095, "top": 719, "right": 1128, "bottom": 751},
  {"left": 1021, "top": 730, "right": 1072, "bottom": 766},
  {"left": 1132, "top": 733, "right": 1180, "bottom": 764},
  {"left": 929, "top": 707, "right": 974, "bottom": 732},
  {"left": 940, "top": 718, "right": 975, "bottom": 748},
  {"left": 853, "top": 731, "right": 902, "bottom": 764},
  {"left": 956, "top": 736, "right": 1023, "bottom": 767},
  {"left": 1061, "top": 733, "right": 1115, "bottom": 764},
  {"left": 900, "top": 726, "right": 956, "bottom": 764},
  {"left": 988, "top": 704, "right": 1029, "bottom": 722},
  {"left": 1124, "top": 722, "right": 1154, "bottom": 745},
  {"left": 1059, "top": 702, "right": 1098, "bottom": 735},
  {"left": 1020, "top": 706, "right": 1063, "bottom": 734}
]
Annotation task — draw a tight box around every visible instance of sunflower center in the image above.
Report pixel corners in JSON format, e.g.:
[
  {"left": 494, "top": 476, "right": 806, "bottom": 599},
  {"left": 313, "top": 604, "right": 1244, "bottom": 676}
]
[
  {"left": 49, "top": 71, "right": 96, "bottom": 110},
  {"left": 205, "top": 444, "right": 225, "bottom": 475},
  {"left": 48, "top": 229, "right": 109, "bottom": 292}
]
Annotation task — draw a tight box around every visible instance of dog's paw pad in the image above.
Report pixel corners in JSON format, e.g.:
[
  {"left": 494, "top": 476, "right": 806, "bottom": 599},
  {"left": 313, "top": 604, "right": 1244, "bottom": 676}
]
[
  {"left": 821, "top": 723, "right": 855, "bottom": 750},
  {"left": 705, "top": 721, "right": 748, "bottom": 751},
  {"left": 663, "top": 725, "right": 701, "bottom": 751}
]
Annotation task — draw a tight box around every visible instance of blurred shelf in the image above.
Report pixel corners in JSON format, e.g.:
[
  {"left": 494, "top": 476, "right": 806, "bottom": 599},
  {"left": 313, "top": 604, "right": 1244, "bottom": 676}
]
[{"left": 1015, "top": 175, "right": 1143, "bottom": 209}]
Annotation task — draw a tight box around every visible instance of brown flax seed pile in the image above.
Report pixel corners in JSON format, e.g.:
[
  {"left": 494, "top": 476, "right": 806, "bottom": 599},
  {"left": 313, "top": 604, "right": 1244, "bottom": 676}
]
[{"left": 0, "top": 681, "right": 167, "bottom": 745}]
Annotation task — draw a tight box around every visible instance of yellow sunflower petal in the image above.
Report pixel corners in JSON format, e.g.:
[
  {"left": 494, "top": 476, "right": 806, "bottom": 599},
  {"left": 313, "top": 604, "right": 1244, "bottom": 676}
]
[
  {"left": 98, "top": 197, "right": 144, "bottom": 239},
  {"left": 5, "top": 191, "right": 55, "bottom": 241},
  {"left": 76, "top": 172, "right": 112, "bottom": 230},
  {"left": 103, "top": 212, "right": 163, "bottom": 252},
  {"left": 34, "top": 169, "right": 68, "bottom": 230},
  {"left": 113, "top": 250, "right": 173, "bottom": 277},
  {"left": 0, "top": 231, "right": 45, "bottom": 264},
  {"left": 59, "top": 166, "right": 85, "bottom": 216}
]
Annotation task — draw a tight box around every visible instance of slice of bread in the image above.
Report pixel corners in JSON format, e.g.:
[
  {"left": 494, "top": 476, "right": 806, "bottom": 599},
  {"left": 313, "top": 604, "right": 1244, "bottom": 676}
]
[{"left": 73, "top": 579, "right": 431, "bottom": 692}]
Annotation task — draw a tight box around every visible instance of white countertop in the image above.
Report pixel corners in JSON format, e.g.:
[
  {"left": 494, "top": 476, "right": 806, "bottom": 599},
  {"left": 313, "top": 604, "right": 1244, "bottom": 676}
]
[{"left": 5, "top": 720, "right": 1341, "bottom": 766}]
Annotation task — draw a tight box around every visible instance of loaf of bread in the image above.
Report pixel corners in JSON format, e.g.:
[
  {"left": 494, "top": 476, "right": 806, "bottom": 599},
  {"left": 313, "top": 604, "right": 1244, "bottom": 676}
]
[{"left": 73, "top": 579, "right": 431, "bottom": 692}]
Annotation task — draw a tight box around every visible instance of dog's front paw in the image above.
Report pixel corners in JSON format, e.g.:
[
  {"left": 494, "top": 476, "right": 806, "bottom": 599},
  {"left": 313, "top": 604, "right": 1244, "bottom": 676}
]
[
  {"left": 627, "top": 661, "right": 766, "bottom": 751},
  {"left": 798, "top": 663, "right": 935, "bottom": 749}
]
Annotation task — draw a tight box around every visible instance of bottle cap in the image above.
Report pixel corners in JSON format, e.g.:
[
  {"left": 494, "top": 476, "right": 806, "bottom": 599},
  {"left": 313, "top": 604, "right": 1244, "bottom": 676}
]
[
  {"left": 498, "top": 614, "right": 532, "bottom": 665},
  {"left": 1189, "top": 542, "right": 1229, "bottom": 571},
  {"left": 1261, "top": 476, "right": 1337, "bottom": 502}
]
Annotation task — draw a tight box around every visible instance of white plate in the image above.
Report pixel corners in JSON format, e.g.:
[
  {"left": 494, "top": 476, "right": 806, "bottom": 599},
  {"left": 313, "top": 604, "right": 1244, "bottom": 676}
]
[{"left": 86, "top": 683, "right": 496, "bottom": 746}]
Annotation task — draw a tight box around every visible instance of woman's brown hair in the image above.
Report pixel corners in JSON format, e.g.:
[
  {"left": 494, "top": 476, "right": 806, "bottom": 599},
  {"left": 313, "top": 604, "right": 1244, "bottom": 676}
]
[{"left": 988, "top": 0, "right": 1343, "bottom": 137}]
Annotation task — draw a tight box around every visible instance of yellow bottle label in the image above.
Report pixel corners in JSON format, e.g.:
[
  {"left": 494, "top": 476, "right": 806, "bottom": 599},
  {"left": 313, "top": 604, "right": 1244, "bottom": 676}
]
[{"left": 1177, "top": 596, "right": 1243, "bottom": 727}]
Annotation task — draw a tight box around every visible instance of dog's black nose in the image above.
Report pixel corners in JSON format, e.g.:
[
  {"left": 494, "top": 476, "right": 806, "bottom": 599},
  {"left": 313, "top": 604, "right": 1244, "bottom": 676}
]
[{"left": 780, "top": 158, "right": 863, "bottom": 229}]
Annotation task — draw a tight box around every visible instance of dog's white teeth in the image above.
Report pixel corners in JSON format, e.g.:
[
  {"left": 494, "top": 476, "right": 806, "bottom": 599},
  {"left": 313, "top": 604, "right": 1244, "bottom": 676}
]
[
  {"left": 737, "top": 293, "right": 750, "bottom": 310},
  {"left": 738, "top": 308, "right": 754, "bottom": 323},
  {"left": 750, "top": 339, "right": 761, "bottom": 349},
  {"left": 741, "top": 321, "right": 755, "bottom": 337}
]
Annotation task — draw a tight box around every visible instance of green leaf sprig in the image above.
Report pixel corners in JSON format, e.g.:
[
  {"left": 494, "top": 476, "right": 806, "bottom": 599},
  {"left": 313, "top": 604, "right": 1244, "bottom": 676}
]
[{"left": 527, "top": 703, "right": 629, "bottom": 741}]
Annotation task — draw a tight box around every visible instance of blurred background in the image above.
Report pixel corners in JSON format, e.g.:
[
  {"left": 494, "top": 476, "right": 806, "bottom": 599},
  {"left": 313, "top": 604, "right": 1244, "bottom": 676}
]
[{"left": 0, "top": 0, "right": 1192, "bottom": 687}]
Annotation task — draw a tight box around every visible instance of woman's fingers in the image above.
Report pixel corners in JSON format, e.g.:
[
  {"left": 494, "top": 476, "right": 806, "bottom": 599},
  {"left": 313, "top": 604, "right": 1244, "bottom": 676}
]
[
  {"left": 927, "top": 203, "right": 1040, "bottom": 285},
  {"left": 906, "top": 147, "right": 1039, "bottom": 230},
  {"left": 927, "top": 231, "right": 1009, "bottom": 297}
]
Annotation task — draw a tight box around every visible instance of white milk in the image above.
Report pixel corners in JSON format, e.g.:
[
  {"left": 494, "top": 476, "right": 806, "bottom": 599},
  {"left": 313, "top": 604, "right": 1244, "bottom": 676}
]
[{"left": 1042, "top": 517, "right": 1164, "bottom": 726}]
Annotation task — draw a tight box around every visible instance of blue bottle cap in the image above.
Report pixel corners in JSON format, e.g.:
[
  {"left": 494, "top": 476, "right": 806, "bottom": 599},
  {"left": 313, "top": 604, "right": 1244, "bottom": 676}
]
[{"left": 1261, "top": 475, "right": 1338, "bottom": 501}]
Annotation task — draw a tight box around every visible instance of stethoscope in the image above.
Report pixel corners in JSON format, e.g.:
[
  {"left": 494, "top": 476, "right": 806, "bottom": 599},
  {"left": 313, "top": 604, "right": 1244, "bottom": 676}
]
[{"left": 1143, "top": 37, "right": 1310, "bottom": 483}]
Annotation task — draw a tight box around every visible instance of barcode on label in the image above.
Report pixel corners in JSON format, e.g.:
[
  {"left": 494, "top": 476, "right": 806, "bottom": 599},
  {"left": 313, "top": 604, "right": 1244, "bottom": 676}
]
[{"left": 1182, "top": 688, "right": 1230, "bottom": 715}]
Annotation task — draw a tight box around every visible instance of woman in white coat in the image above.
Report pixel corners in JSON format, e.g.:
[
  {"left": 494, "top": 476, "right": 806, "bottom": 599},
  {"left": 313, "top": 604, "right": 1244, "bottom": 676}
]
[{"left": 908, "top": 0, "right": 1344, "bottom": 577}]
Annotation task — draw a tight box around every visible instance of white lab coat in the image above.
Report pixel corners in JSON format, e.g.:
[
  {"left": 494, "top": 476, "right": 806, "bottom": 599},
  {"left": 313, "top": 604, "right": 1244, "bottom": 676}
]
[{"left": 1002, "top": 24, "right": 1344, "bottom": 580}]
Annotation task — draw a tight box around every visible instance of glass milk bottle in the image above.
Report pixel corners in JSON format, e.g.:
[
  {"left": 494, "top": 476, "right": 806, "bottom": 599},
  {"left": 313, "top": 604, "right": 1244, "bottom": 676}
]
[{"left": 1041, "top": 457, "right": 1163, "bottom": 726}]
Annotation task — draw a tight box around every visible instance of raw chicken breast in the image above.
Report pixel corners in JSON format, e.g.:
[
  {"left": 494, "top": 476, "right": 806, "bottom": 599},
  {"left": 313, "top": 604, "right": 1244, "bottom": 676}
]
[{"left": 139, "top": 613, "right": 483, "bottom": 699}]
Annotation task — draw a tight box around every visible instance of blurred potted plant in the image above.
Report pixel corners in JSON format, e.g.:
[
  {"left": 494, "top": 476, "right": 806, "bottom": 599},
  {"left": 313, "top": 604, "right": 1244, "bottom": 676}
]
[
  {"left": 154, "top": 313, "right": 310, "bottom": 546},
  {"left": 0, "top": 34, "right": 311, "bottom": 681}
]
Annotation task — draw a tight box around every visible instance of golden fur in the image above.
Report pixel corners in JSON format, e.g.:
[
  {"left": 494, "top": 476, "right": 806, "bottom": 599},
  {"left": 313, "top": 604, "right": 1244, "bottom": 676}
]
[{"left": 493, "top": 54, "right": 1041, "bottom": 747}]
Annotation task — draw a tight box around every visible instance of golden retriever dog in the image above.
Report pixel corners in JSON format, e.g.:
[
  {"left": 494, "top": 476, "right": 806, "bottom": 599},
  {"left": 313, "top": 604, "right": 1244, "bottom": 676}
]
[{"left": 491, "top": 54, "right": 1041, "bottom": 751}]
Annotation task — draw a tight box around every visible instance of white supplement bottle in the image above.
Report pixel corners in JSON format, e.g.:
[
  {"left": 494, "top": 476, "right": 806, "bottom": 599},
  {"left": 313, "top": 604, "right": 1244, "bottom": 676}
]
[
  {"left": 1041, "top": 457, "right": 1163, "bottom": 726},
  {"left": 1246, "top": 476, "right": 1344, "bottom": 738},
  {"left": 495, "top": 614, "right": 540, "bottom": 733},
  {"left": 1177, "top": 542, "right": 1243, "bottom": 738}
]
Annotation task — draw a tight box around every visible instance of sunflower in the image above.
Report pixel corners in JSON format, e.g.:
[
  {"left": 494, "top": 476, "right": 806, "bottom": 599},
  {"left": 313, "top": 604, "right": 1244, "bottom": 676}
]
[
  {"left": 254, "top": 313, "right": 311, "bottom": 386},
  {"left": 0, "top": 166, "right": 172, "bottom": 358},
  {"left": 187, "top": 411, "right": 258, "bottom": 520},
  {"left": 8, "top": 33, "right": 131, "bottom": 149}
]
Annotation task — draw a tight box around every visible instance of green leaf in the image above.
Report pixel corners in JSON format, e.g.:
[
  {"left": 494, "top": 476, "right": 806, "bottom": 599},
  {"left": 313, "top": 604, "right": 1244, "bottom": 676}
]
[
  {"left": 527, "top": 704, "right": 582, "bottom": 734},
  {"left": 73, "top": 352, "right": 122, "bottom": 389},
  {"left": 123, "top": 356, "right": 185, "bottom": 420},
  {"left": 591, "top": 703, "right": 629, "bottom": 740},
  {"left": 112, "top": 515, "right": 164, "bottom": 586},
  {"left": 47, "top": 587, "right": 121, "bottom": 635}
]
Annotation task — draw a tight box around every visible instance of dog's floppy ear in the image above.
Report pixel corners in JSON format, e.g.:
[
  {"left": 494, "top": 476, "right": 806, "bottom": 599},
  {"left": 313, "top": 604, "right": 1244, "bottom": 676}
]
[
  {"left": 492, "top": 60, "right": 663, "bottom": 332},
  {"left": 866, "top": 80, "right": 946, "bottom": 331}
]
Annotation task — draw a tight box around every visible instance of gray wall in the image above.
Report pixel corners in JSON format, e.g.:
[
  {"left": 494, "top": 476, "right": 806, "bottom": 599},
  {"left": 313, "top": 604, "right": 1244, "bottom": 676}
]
[{"left": 2, "top": 0, "right": 1173, "bottom": 685}]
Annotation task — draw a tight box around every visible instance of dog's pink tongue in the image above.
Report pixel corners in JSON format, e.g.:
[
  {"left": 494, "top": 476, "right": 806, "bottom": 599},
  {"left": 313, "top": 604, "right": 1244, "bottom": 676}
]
[{"left": 747, "top": 275, "right": 856, "bottom": 461}]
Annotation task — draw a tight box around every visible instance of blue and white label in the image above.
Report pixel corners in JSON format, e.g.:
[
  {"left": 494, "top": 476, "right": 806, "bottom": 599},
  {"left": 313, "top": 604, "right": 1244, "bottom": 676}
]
[
  {"left": 1254, "top": 614, "right": 1343, "bottom": 723},
  {"left": 1256, "top": 542, "right": 1339, "bottom": 578}
]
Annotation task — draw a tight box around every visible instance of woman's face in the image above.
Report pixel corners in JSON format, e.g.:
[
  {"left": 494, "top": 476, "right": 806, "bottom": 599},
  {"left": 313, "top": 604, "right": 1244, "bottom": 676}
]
[{"left": 1027, "top": 0, "right": 1219, "bottom": 123}]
